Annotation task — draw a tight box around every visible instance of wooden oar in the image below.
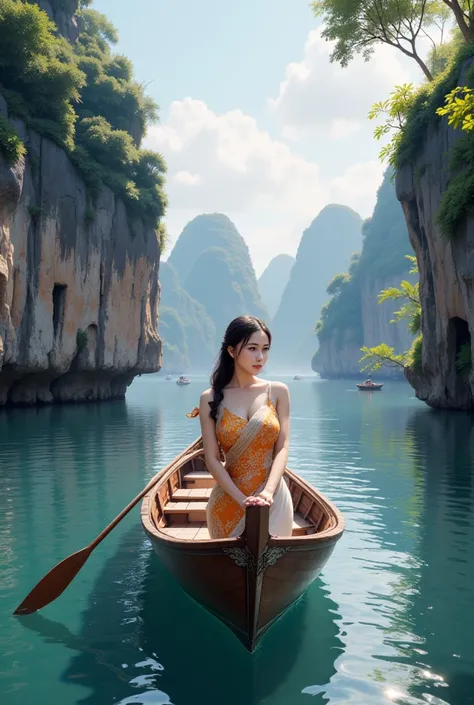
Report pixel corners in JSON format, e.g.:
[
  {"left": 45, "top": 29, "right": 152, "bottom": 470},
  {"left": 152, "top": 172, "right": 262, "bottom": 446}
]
[{"left": 13, "top": 443, "right": 202, "bottom": 616}]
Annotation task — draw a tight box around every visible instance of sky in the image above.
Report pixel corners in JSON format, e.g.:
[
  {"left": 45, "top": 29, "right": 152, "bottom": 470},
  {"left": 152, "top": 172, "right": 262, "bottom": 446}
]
[{"left": 93, "top": 0, "right": 425, "bottom": 276}]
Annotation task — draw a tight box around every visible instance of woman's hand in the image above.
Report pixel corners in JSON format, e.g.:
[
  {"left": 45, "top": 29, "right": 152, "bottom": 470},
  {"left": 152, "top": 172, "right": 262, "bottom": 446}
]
[{"left": 241, "top": 489, "right": 274, "bottom": 508}]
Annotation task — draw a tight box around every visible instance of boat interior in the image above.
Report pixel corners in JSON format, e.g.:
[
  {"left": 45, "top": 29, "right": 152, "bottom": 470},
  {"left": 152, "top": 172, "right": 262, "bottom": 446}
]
[{"left": 150, "top": 452, "right": 333, "bottom": 541}]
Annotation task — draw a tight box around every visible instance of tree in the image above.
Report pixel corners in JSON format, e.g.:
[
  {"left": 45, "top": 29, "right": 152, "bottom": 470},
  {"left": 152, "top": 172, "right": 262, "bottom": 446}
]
[
  {"left": 436, "top": 85, "right": 474, "bottom": 130},
  {"left": 359, "top": 256, "right": 421, "bottom": 372},
  {"left": 442, "top": 0, "right": 474, "bottom": 43},
  {"left": 326, "top": 272, "right": 350, "bottom": 296},
  {"left": 311, "top": 0, "right": 459, "bottom": 81},
  {"left": 369, "top": 84, "right": 417, "bottom": 165}
]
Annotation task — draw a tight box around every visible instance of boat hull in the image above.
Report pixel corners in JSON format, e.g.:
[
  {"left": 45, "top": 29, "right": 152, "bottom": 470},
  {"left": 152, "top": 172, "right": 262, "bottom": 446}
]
[
  {"left": 141, "top": 439, "right": 344, "bottom": 651},
  {"left": 357, "top": 384, "right": 383, "bottom": 391}
]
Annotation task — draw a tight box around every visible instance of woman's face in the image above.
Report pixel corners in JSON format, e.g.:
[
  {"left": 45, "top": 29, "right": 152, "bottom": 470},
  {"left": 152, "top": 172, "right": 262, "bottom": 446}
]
[{"left": 230, "top": 329, "right": 271, "bottom": 376}]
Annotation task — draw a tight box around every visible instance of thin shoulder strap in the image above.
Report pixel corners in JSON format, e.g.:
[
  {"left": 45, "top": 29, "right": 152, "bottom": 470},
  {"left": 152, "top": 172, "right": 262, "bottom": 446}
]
[{"left": 267, "top": 381, "right": 272, "bottom": 403}]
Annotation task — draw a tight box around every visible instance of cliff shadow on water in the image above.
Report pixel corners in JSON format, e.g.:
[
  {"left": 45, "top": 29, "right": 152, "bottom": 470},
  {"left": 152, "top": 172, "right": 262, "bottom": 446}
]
[
  {"left": 401, "top": 409, "right": 474, "bottom": 705},
  {"left": 20, "top": 525, "right": 344, "bottom": 705}
]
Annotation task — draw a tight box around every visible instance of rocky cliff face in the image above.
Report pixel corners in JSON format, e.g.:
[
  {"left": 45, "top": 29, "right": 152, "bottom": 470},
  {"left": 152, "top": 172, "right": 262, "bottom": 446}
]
[
  {"left": 396, "top": 92, "right": 474, "bottom": 408},
  {"left": 0, "top": 97, "right": 161, "bottom": 406},
  {"left": 313, "top": 327, "right": 362, "bottom": 378},
  {"left": 37, "top": 0, "right": 79, "bottom": 42},
  {"left": 314, "top": 274, "right": 413, "bottom": 379}
]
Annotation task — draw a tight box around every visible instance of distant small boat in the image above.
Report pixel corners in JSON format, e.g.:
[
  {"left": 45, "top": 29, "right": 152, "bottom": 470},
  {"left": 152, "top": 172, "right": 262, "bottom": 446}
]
[
  {"left": 176, "top": 376, "right": 190, "bottom": 386},
  {"left": 165, "top": 374, "right": 172, "bottom": 381},
  {"left": 357, "top": 382, "right": 383, "bottom": 391},
  {"left": 293, "top": 375, "right": 303, "bottom": 380}
]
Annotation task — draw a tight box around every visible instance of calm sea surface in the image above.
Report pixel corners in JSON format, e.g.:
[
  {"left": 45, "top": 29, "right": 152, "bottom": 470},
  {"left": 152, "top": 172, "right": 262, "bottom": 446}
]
[{"left": 1, "top": 376, "right": 474, "bottom": 705}]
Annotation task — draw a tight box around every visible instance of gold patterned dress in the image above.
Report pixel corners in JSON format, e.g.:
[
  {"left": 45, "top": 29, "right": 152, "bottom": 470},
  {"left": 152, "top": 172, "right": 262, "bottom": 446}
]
[{"left": 206, "top": 385, "right": 294, "bottom": 539}]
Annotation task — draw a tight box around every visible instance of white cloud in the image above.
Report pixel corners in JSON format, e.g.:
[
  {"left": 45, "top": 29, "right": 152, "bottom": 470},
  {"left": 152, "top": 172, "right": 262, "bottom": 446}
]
[
  {"left": 146, "top": 99, "right": 329, "bottom": 221},
  {"left": 145, "top": 98, "right": 331, "bottom": 271},
  {"left": 145, "top": 26, "right": 417, "bottom": 273},
  {"left": 270, "top": 28, "right": 412, "bottom": 138},
  {"left": 174, "top": 170, "right": 201, "bottom": 186},
  {"left": 146, "top": 96, "right": 388, "bottom": 273},
  {"left": 328, "top": 160, "right": 386, "bottom": 217}
]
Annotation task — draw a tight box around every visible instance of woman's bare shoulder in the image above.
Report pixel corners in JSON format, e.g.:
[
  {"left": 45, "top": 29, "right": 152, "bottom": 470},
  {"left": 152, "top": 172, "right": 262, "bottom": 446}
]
[
  {"left": 200, "top": 388, "right": 213, "bottom": 403},
  {"left": 270, "top": 380, "right": 289, "bottom": 395}
]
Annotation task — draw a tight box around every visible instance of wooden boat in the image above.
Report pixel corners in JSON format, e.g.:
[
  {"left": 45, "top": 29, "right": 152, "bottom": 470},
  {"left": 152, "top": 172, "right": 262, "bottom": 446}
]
[
  {"left": 357, "top": 382, "right": 383, "bottom": 391},
  {"left": 141, "top": 438, "right": 344, "bottom": 652},
  {"left": 293, "top": 375, "right": 303, "bottom": 380},
  {"left": 176, "top": 376, "right": 190, "bottom": 385}
]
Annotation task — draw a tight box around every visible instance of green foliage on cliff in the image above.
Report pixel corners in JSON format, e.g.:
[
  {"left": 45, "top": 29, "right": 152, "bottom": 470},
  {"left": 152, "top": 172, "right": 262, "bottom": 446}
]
[
  {"left": 74, "top": 8, "right": 158, "bottom": 142},
  {"left": 0, "top": 0, "right": 166, "bottom": 229},
  {"left": 435, "top": 75, "right": 474, "bottom": 239},
  {"left": 369, "top": 84, "right": 417, "bottom": 166},
  {"left": 0, "top": 0, "right": 85, "bottom": 147},
  {"left": 0, "top": 113, "right": 25, "bottom": 164},
  {"left": 316, "top": 261, "right": 363, "bottom": 346},
  {"left": 394, "top": 43, "right": 474, "bottom": 167},
  {"left": 360, "top": 256, "right": 421, "bottom": 372},
  {"left": 368, "top": 40, "right": 474, "bottom": 240}
]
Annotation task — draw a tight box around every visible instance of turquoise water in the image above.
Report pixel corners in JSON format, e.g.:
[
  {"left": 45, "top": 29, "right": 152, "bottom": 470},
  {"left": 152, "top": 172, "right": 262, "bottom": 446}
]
[{"left": 1, "top": 376, "right": 474, "bottom": 705}]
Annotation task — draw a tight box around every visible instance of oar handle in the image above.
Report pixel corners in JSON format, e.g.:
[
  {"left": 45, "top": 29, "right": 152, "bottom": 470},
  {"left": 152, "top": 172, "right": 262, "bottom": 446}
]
[{"left": 89, "top": 447, "right": 204, "bottom": 550}]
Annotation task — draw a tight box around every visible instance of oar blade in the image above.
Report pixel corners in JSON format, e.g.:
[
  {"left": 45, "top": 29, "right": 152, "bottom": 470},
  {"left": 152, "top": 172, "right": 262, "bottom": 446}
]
[{"left": 13, "top": 546, "right": 92, "bottom": 616}]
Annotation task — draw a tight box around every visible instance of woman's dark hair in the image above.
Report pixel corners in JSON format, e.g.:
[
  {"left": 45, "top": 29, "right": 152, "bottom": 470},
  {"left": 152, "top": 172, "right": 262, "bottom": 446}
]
[{"left": 209, "top": 316, "right": 271, "bottom": 421}]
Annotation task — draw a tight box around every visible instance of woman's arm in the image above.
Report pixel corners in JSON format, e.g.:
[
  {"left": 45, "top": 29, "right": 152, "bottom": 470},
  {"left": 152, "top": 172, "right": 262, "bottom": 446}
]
[
  {"left": 199, "top": 390, "right": 248, "bottom": 507},
  {"left": 258, "top": 383, "right": 290, "bottom": 505}
]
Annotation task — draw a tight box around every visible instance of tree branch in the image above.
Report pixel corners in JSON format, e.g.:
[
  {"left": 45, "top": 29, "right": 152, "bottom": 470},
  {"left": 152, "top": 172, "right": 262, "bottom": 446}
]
[{"left": 442, "top": 0, "right": 474, "bottom": 41}]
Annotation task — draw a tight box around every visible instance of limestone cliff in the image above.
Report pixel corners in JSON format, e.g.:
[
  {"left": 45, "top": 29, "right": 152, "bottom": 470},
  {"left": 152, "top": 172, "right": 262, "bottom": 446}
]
[
  {"left": 0, "top": 97, "right": 161, "bottom": 406},
  {"left": 397, "top": 120, "right": 474, "bottom": 408}
]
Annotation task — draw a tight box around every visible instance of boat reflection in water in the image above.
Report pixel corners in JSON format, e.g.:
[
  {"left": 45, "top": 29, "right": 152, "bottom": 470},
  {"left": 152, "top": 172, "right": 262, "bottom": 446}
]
[{"left": 20, "top": 525, "right": 344, "bottom": 705}]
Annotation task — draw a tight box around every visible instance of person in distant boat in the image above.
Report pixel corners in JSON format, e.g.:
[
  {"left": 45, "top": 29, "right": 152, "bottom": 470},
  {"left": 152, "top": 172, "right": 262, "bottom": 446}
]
[{"left": 196, "top": 316, "right": 294, "bottom": 539}]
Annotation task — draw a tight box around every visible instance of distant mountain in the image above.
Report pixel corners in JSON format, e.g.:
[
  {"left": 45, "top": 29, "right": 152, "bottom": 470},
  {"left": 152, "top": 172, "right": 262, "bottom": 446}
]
[
  {"left": 258, "top": 254, "right": 295, "bottom": 319},
  {"left": 158, "top": 261, "right": 216, "bottom": 372},
  {"left": 270, "top": 205, "right": 363, "bottom": 370},
  {"left": 312, "top": 172, "right": 413, "bottom": 379},
  {"left": 168, "top": 214, "right": 269, "bottom": 341}
]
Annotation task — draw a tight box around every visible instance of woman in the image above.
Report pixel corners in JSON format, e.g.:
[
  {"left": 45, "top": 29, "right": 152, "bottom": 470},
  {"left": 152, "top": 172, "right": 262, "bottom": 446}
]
[{"left": 198, "top": 315, "right": 294, "bottom": 539}]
